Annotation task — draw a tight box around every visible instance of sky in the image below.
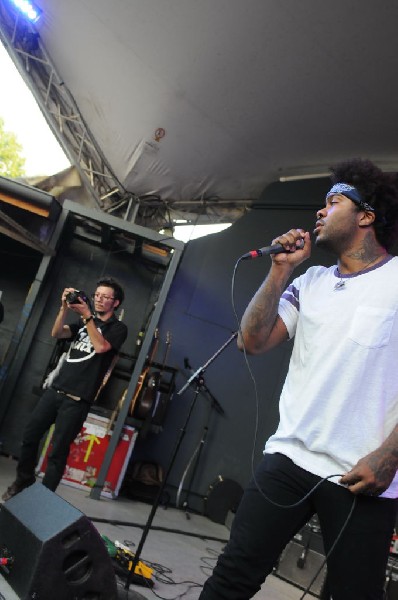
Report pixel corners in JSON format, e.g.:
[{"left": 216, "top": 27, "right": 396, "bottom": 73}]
[
  {"left": 0, "top": 41, "right": 70, "bottom": 176},
  {"left": 0, "top": 40, "right": 230, "bottom": 242}
]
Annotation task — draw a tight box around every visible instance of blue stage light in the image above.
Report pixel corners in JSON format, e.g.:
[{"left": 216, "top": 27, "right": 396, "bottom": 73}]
[{"left": 10, "top": 0, "right": 42, "bottom": 23}]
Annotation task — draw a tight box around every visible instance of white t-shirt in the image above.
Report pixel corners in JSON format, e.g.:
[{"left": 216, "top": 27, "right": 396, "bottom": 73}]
[{"left": 264, "top": 255, "right": 398, "bottom": 498}]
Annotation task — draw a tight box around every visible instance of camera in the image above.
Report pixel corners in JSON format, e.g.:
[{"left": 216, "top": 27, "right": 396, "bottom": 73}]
[{"left": 65, "top": 290, "right": 89, "bottom": 305}]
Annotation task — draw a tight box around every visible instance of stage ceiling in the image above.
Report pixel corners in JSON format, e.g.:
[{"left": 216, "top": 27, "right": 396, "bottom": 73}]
[{"left": 1, "top": 1, "right": 398, "bottom": 230}]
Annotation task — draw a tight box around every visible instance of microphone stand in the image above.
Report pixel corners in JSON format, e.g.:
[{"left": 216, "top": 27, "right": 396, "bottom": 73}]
[
  {"left": 177, "top": 331, "right": 237, "bottom": 398},
  {"left": 124, "top": 330, "right": 237, "bottom": 592},
  {"left": 176, "top": 359, "right": 225, "bottom": 518}
]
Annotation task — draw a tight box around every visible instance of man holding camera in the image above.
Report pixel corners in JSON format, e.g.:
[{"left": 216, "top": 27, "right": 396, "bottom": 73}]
[{"left": 2, "top": 276, "right": 128, "bottom": 501}]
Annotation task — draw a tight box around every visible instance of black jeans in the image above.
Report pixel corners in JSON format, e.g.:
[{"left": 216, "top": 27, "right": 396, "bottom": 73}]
[
  {"left": 200, "top": 453, "right": 397, "bottom": 600},
  {"left": 16, "top": 388, "right": 90, "bottom": 491}
]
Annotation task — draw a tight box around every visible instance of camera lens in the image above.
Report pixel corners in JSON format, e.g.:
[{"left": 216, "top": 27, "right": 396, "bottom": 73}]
[
  {"left": 66, "top": 291, "right": 80, "bottom": 304},
  {"left": 65, "top": 290, "right": 90, "bottom": 308}
]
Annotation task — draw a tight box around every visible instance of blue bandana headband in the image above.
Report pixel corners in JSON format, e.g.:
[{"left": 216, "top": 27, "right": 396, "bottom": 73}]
[{"left": 326, "top": 183, "right": 375, "bottom": 212}]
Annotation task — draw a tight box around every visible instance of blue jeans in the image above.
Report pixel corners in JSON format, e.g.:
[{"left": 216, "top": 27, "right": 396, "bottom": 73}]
[
  {"left": 200, "top": 453, "right": 397, "bottom": 600},
  {"left": 16, "top": 388, "right": 90, "bottom": 491}
]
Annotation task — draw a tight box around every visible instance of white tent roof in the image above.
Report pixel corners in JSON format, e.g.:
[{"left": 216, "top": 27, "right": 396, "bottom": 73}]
[{"left": 2, "top": 1, "right": 398, "bottom": 223}]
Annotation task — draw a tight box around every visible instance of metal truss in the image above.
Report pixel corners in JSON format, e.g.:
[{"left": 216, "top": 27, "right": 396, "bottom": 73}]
[
  {"left": 0, "top": 0, "right": 252, "bottom": 232},
  {"left": 0, "top": 0, "right": 129, "bottom": 210}
]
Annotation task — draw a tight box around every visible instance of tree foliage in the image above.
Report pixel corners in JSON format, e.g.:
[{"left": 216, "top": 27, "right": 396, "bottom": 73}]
[{"left": 0, "top": 116, "right": 26, "bottom": 177}]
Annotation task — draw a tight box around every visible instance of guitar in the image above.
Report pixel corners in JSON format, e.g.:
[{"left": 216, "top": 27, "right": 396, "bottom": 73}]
[
  {"left": 135, "top": 331, "right": 171, "bottom": 420},
  {"left": 129, "top": 329, "right": 159, "bottom": 416},
  {"left": 106, "top": 387, "right": 128, "bottom": 435}
]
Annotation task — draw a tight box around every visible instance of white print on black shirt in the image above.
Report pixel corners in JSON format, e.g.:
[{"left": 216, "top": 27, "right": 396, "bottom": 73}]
[{"left": 66, "top": 325, "right": 99, "bottom": 363}]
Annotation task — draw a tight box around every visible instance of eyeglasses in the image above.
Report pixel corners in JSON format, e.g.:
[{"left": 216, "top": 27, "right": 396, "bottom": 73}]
[{"left": 92, "top": 293, "right": 115, "bottom": 301}]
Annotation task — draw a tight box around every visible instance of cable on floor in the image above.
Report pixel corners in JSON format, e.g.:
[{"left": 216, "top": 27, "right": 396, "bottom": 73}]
[{"left": 115, "top": 547, "right": 204, "bottom": 600}]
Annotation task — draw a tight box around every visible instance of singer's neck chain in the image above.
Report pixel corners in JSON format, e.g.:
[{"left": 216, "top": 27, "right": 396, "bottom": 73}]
[{"left": 334, "top": 255, "right": 385, "bottom": 291}]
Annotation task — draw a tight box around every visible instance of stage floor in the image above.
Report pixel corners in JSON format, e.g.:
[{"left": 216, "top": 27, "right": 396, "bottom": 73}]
[{"left": 0, "top": 455, "right": 311, "bottom": 599}]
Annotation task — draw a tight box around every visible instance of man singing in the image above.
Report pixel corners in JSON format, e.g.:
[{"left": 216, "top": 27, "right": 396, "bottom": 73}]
[{"left": 200, "top": 158, "right": 398, "bottom": 600}]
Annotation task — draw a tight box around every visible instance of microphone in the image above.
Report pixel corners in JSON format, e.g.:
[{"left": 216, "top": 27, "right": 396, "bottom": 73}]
[{"left": 240, "top": 238, "right": 305, "bottom": 260}]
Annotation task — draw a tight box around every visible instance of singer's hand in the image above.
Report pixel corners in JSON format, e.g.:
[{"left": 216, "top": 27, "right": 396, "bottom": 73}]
[
  {"left": 271, "top": 229, "right": 310, "bottom": 266},
  {"left": 339, "top": 447, "right": 397, "bottom": 496}
]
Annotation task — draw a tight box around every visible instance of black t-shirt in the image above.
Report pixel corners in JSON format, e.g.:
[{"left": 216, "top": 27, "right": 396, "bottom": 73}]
[{"left": 53, "top": 314, "right": 128, "bottom": 402}]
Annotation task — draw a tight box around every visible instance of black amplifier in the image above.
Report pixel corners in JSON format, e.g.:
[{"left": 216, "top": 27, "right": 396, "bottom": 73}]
[
  {"left": 273, "top": 517, "right": 328, "bottom": 598},
  {"left": 385, "top": 556, "right": 398, "bottom": 600}
]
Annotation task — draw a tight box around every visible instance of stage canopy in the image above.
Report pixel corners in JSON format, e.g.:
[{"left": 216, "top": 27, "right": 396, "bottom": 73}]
[{"left": 1, "top": 1, "right": 398, "bottom": 230}]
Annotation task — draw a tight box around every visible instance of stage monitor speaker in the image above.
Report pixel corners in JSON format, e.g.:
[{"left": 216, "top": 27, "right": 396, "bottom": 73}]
[
  {"left": 274, "top": 540, "right": 327, "bottom": 598},
  {"left": 0, "top": 482, "right": 118, "bottom": 599}
]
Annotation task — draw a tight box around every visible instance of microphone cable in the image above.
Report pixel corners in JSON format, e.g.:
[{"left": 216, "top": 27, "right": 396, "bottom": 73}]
[{"left": 231, "top": 256, "right": 357, "bottom": 599}]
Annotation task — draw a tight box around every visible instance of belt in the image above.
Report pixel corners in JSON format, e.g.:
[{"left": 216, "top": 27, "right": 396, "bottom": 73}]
[{"left": 54, "top": 388, "right": 82, "bottom": 402}]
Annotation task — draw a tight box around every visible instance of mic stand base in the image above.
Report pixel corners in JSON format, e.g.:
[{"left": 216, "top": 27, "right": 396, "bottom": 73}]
[{"left": 124, "top": 385, "right": 201, "bottom": 591}]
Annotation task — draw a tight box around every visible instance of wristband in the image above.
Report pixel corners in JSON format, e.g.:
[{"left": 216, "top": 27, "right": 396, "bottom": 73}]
[{"left": 82, "top": 315, "right": 94, "bottom": 325}]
